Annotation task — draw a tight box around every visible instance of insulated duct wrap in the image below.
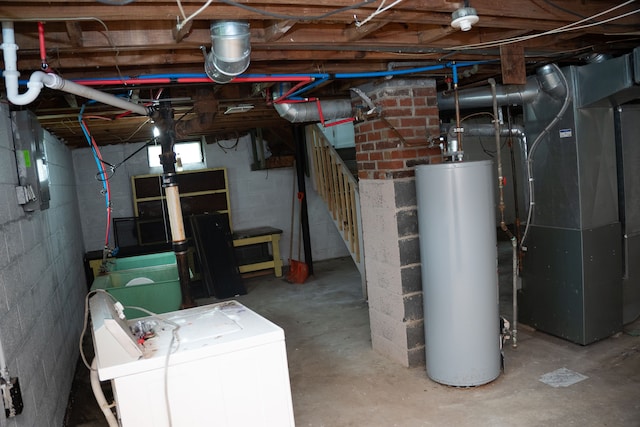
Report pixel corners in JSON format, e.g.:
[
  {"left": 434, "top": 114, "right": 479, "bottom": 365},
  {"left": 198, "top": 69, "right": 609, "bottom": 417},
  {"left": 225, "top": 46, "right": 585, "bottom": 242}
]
[{"left": 416, "top": 160, "right": 500, "bottom": 386}]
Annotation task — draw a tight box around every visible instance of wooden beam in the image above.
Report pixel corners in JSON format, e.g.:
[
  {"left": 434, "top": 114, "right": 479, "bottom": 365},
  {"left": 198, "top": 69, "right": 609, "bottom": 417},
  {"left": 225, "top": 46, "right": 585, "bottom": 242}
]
[
  {"left": 417, "top": 26, "right": 456, "bottom": 44},
  {"left": 344, "top": 20, "right": 390, "bottom": 42},
  {"left": 500, "top": 43, "right": 526, "bottom": 85},
  {"left": 172, "top": 20, "right": 193, "bottom": 43},
  {"left": 65, "top": 21, "right": 84, "bottom": 48},
  {"left": 263, "top": 20, "right": 297, "bottom": 42}
]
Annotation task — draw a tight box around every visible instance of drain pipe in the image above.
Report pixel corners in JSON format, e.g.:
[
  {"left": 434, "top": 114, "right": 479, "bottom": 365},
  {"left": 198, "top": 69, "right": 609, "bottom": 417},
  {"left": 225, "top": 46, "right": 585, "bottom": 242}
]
[
  {"left": 489, "top": 77, "right": 518, "bottom": 348},
  {"left": 1, "top": 21, "right": 149, "bottom": 115},
  {"left": 153, "top": 102, "right": 195, "bottom": 309}
]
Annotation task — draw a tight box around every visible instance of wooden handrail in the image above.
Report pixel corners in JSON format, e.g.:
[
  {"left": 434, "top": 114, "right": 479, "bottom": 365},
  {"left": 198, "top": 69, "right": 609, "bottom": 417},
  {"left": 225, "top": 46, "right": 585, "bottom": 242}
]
[{"left": 307, "top": 126, "right": 361, "bottom": 263}]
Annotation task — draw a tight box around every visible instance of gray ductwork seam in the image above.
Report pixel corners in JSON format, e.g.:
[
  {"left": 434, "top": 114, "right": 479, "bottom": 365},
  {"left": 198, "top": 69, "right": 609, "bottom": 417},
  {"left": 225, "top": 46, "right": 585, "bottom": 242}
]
[{"left": 274, "top": 98, "right": 353, "bottom": 123}]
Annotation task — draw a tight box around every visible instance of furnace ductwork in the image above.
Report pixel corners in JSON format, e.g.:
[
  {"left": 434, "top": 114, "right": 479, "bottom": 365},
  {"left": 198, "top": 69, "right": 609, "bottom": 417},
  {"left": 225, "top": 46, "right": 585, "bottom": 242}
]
[
  {"left": 272, "top": 84, "right": 353, "bottom": 123},
  {"left": 437, "top": 64, "right": 567, "bottom": 110},
  {"left": 203, "top": 21, "right": 251, "bottom": 84},
  {"left": 274, "top": 98, "right": 353, "bottom": 123}
]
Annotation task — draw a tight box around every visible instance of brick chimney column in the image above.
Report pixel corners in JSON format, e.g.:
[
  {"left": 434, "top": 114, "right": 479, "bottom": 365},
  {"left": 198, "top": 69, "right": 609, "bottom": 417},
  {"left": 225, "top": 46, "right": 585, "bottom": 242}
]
[{"left": 353, "top": 78, "right": 441, "bottom": 367}]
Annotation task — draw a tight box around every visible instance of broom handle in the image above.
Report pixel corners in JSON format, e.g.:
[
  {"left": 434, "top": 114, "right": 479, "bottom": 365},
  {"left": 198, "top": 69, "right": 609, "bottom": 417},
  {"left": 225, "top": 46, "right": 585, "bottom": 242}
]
[
  {"left": 297, "top": 205, "right": 303, "bottom": 260},
  {"left": 289, "top": 162, "right": 296, "bottom": 259}
]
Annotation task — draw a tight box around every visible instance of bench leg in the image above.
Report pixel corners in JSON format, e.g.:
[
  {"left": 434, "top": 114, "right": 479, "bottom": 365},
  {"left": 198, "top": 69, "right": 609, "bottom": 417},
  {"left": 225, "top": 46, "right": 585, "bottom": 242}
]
[{"left": 272, "top": 234, "right": 283, "bottom": 277}]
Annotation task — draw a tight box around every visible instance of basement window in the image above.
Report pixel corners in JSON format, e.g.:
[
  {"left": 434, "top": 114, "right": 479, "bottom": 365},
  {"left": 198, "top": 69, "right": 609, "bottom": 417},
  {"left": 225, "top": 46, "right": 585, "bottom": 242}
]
[{"left": 147, "top": 140, "right": 204, "bottom": 168}]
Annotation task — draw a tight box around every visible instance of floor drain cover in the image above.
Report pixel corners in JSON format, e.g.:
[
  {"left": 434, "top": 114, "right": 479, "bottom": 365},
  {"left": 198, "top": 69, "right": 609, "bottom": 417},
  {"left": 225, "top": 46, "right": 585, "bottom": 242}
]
[{"left": 539, "top": 367, "right": 588, "bottom": 388}]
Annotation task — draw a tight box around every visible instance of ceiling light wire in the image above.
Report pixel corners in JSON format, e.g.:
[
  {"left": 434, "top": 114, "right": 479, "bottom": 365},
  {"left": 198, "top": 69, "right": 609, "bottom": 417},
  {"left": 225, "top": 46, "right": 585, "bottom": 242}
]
[
  {"left": 446, "top": 0, "right": 639, "bottom": 51},
  {"left": 175, "top": 0, "right": 214, "bottom": 31},
  {"left": 355, "top": 0, "right": 404, "bottom": 28}
]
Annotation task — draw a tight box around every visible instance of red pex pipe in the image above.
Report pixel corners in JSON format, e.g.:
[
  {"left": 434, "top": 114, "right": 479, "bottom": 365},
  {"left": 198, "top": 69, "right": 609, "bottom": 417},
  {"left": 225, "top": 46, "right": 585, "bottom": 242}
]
[{"left": 38, "top": 22, "right": 49, "bottom": 71}]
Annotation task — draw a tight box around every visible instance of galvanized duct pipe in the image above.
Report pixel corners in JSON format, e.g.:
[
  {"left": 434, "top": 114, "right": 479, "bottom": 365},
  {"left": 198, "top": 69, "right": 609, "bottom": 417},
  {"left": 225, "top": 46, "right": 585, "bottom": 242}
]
[
  {"left": 1, "top": 21, "right": 149, "bottom": 115},
  {"left": 202, "top": 20, "right": 251, "bottom": 84},
  {"left": 437, "top": 64, "right": 566, "bottom": 111},
  {"left": 273, "top": 84, "right": 353, "bottom": 123},
  {"left": 274, "top": 98, "right": 353, "bottom": 123}
]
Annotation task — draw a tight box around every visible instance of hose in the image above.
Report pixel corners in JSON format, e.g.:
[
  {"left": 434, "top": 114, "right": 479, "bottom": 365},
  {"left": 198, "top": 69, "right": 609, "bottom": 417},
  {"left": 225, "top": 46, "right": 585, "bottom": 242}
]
[{"left": 90, "top": 358, "right": 119, "bottom": 427}]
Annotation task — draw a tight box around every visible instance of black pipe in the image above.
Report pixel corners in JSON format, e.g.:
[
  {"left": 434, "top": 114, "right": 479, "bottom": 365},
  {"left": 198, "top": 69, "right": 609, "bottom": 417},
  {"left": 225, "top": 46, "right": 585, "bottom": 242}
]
[
  {"left": 153, "top": 101, "right": 195, "bottom": 308},
  {"left": 293, "top": 125, "right": 313, "bottom": 276}
]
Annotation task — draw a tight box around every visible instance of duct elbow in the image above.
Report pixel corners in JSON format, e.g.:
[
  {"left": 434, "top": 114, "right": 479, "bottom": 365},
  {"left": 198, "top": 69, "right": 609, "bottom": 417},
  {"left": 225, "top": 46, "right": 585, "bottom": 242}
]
[{"left": 536, "top": 64, "right": 567, "bottom": 100}]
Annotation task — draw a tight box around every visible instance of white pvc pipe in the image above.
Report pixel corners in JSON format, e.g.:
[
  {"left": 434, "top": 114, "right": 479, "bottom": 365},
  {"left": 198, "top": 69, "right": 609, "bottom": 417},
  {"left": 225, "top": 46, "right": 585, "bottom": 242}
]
[
  {"left": 1, "top": 21, "right": 148, "bottom": 116},
  {"left": 90, "top": 358, "right": 120, "bottom": 427}
]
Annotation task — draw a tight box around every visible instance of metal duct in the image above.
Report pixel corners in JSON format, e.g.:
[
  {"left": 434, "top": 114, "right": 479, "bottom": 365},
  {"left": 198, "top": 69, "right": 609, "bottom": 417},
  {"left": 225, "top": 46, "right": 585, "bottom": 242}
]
[
  {"left": 437, "top": 64, "right": 566, "bottom": 110},
  {"left": 203, "top": 21, "right": 251, "bottom": 84},
  {"left": 274, "top": 99, "right": 353, "bottom": 123},
  {"left": 272, "top": 85, "right": 353, "bottom": 123}
]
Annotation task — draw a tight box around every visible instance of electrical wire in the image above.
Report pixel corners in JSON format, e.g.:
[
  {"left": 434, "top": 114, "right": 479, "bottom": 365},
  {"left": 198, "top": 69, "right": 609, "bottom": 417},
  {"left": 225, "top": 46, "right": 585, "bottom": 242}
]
[
  {"left": 355, "top": 0, "right": 404, "bottom": 28},
  {"left": 446, "top": 0, "right": 639, "bottom": 51},
  {"left": 217, "top": 0, "right": 378, "bottom": 21},
  {"left": 79, "top": 105, "right": 112, "bottom": 249},
  {"left": 520, "top": 64, "right": 571, "bottom": 251}
]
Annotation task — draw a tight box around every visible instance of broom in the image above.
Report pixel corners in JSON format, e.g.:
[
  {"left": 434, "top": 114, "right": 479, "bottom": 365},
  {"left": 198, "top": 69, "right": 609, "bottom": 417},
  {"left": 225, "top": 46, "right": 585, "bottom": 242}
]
[{"left": 286, "top": 163, "right": 309, "bottom": 284}]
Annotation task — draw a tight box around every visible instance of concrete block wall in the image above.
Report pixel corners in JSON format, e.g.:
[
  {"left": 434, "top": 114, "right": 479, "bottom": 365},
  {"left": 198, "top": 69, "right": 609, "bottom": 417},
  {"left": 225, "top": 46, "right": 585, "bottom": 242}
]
[
  {"left": 0, "top": 105, "right": 86, "bottom": 427},
  {"left": 73, "top": 133, "right": 349, "bottom": 263},
  {"left": 353, "top": 78, "right": 440, "bottom": 367}
]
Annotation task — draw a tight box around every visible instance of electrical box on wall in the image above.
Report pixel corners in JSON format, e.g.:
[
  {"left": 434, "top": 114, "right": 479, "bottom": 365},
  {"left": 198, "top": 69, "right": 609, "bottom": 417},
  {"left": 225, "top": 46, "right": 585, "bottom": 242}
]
[{"left": 12, "top": 110, "right": 50, "bottom": 211}]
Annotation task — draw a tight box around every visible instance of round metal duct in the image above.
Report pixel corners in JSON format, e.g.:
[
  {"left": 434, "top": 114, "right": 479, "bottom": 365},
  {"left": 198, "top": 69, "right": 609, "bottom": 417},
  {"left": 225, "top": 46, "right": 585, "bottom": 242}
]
[{"left": 204, "top": 20, "right": 251, "bottom": 83}]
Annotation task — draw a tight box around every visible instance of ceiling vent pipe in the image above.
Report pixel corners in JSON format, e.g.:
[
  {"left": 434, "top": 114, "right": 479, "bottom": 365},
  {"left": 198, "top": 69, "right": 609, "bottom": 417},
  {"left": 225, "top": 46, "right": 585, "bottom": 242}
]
[
  {"left": 1, "top": 22, "right": 149, "bottom": 115},
  {"left": 437, "top": 64, "right": 567, "bottom": 111},
  {"left": 203, "top": 21, "right": 251, "bottom": 84},
  {"left": 272, "top": 85, "right": 353, "bottom": 123}
]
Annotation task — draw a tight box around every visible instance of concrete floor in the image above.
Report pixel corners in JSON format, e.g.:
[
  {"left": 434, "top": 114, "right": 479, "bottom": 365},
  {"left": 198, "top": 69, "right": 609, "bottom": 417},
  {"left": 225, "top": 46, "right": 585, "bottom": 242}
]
[{"left": 65, "top": 243, "right": 640, "bottom": 426}]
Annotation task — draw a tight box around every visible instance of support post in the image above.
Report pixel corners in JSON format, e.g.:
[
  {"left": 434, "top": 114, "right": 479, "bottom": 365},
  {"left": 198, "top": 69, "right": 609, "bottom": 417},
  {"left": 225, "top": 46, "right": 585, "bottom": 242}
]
[{"left": 153, "top": 102, "right": 195, "bottom": 308}]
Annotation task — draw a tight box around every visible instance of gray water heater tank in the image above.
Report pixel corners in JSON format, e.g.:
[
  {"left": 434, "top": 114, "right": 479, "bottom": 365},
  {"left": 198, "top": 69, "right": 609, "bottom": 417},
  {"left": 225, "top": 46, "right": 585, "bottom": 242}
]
[{"left": 416, "top": 160, "right": 500, "bottom": 386}]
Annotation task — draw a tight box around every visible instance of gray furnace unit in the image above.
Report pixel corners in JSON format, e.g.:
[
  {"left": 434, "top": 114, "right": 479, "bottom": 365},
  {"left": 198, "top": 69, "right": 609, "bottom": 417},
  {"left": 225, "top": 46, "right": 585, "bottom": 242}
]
[{"left": 518, "top": 52, "right": 640, "bottom": 344}]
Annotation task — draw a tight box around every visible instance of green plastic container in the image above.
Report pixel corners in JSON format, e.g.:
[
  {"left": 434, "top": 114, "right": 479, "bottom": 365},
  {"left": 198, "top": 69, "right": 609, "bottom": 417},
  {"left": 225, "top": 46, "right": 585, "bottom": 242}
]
[
  {"left": 106, "top": 251, "right": 177, "bottom": 272},
  {"left": 90, "top": 263, "right": 181, "bottom": 319}
]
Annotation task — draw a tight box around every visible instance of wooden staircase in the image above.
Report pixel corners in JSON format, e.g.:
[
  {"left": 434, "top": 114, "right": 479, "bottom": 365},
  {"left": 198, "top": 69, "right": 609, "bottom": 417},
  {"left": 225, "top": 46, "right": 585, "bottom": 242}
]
[{"left": 306, "top": 125, "right": 366, "bottom": 297}]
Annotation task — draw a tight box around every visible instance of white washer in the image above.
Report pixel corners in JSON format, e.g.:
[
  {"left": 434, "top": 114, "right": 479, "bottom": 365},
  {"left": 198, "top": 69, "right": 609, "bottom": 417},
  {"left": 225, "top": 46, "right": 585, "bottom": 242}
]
[{"left": 90, "top": 295, "right": 295, "bottom": 427}]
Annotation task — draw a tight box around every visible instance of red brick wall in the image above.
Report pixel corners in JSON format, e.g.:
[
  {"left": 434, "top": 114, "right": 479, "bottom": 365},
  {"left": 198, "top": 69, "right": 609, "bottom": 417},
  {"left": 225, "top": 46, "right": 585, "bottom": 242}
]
[{"left": 353, "top": 79, "right": 442, "bottom": 180}]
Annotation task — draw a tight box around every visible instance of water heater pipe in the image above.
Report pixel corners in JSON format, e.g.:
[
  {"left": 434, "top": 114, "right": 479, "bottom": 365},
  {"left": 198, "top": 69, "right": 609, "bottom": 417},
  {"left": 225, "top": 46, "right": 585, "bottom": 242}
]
[
  {"left": 1, "top": 21, "right": 149, "bottom": 115},
  {"left": 489, "top": 77, "right": 518, "bottom": 348}
]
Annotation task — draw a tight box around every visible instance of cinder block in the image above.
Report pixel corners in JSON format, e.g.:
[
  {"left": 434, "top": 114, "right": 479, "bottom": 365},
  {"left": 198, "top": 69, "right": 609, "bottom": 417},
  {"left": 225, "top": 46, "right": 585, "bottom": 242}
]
[
  {"left": 399, "top": 236, "right": 420, "bottom": 266},
  {"left": 369, "top": 307, "right": 408, "bottom": 347},
  {"left": 396, "top": 208, "right": 418, "bottom": 237},
  {"left": 394, "top": 178, "right": 416, "bottom": 208},
  {"left": 367, "top": 284, "right": 405, "bottom": 319},
  {"left": 403, "top": 292, "right": 424, "bottom": 322},
  {"left": 400, "top": 264, "right": 422, "bottom": 293}
]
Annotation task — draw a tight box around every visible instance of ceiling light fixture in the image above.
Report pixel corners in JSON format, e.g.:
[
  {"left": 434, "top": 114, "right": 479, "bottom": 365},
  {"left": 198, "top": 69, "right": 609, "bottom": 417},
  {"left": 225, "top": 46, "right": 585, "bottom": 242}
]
[{"left": 451, "top": 3, "right": 479, "bottom": 32}]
